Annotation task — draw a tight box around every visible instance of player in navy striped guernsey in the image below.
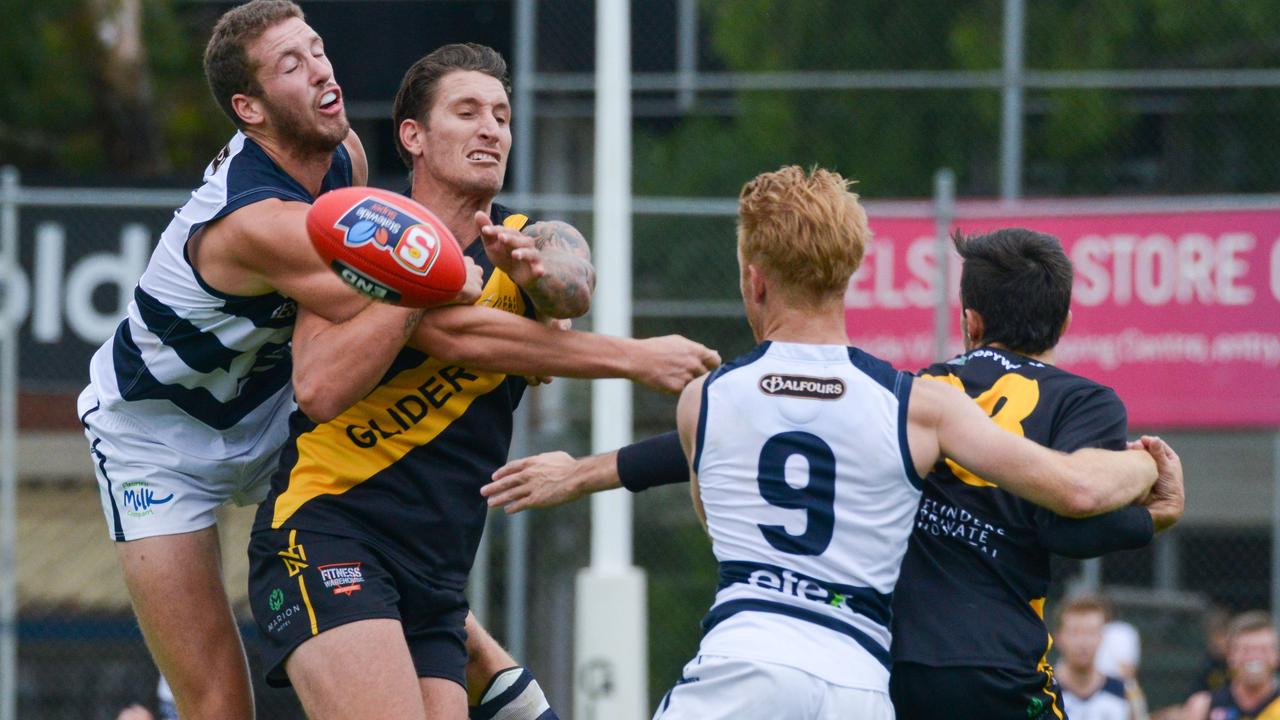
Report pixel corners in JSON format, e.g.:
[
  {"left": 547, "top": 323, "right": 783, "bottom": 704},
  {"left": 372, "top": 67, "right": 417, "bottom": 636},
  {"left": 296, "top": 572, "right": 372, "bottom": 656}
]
[
  {"left": 78, "top": 5, "right": 717, "bottom": 720},
  {"left": 1055, "top": 596, "right": 1138, "bottom": 720}
]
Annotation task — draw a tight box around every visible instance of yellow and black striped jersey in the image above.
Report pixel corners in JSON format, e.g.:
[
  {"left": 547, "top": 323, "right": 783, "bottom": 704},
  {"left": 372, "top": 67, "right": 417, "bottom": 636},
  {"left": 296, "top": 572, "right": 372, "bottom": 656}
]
[
  {"left": 891, "top": 346, "right": 1152, "bottom": 676},
  {"left": 252, "top": 204, "right": 535, "bottom": 590}
]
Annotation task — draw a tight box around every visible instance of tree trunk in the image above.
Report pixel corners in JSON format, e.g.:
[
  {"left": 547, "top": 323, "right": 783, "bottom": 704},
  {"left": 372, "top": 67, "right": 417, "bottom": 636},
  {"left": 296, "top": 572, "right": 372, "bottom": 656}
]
[{"left": 87, "top": 0, "right": 168, "bottom": 176}]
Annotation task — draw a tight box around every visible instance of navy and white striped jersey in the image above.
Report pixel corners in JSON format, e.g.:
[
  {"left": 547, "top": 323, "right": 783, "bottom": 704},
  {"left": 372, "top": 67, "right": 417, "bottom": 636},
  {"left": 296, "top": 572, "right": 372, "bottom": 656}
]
[
  {"left": 1062, "top": 676, "right": 1131, "bottom": 720},
  {"left": 694, "top": 341, "right": 921, "bottom": 692},
  {"left": 85, "top": 132, "right": 353, "bottom": 457}
]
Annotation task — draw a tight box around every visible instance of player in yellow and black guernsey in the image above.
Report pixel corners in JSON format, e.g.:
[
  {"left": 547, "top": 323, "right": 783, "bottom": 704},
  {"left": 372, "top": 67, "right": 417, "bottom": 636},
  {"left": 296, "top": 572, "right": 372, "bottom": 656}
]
[
  {"left": 889, "top": 229, "right": 1185, "bottom": 720},
  {"left": 249, "top": 202, "right": 539, "bottom": 686},
  {"left": 246, "top": 44, "right": 600, "bottom": 720}
]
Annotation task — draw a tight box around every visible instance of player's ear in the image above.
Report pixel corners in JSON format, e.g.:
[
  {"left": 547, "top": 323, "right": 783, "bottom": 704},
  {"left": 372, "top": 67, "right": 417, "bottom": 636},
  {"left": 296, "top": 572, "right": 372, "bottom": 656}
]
[
  {"left": 399, "top": 118, "right": 425, "bottom": 160},
  {"left": 746, "top": 263, "right": 767, "bottom": 304},
  {"left": 231, "top": 93, "right": 266, "bottom": 127},
  {"left": 1060, "top": 310, "right": 1072, "bottom": 338},
  {"left": 962, "top": 308, "right": 984, "bottom": 346}
]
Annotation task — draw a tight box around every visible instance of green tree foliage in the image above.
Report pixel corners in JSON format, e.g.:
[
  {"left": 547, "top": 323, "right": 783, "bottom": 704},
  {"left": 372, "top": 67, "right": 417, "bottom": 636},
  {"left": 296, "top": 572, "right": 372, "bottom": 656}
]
[
  {"left": 635, "top": 0, "right": 1280, "bottom": 199},
  {"left": 0, "top": 0, "right": 225, "bottom": 177}
]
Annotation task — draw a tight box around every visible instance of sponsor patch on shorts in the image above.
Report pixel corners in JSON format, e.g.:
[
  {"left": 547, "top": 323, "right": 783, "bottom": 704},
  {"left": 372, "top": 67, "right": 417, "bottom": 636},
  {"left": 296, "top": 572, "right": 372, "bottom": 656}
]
[{"left": 319, "top": 562, "right": 364, "bottom": 595}]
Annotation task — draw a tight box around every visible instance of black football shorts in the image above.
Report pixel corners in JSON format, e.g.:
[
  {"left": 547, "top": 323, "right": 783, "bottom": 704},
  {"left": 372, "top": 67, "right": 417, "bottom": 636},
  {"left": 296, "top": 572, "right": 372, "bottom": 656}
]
[{"left": 248, "top": 526, "right": 469, "bottom": 688}]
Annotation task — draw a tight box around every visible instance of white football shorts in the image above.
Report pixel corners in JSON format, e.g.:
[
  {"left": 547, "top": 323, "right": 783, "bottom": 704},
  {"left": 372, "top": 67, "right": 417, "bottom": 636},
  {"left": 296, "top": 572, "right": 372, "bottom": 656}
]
[
  {"left": 653, "top": 654, "right": 895, "bottom": 720},
  {"left": 77, "top": 386, "right": 285, "bottom": 542}
]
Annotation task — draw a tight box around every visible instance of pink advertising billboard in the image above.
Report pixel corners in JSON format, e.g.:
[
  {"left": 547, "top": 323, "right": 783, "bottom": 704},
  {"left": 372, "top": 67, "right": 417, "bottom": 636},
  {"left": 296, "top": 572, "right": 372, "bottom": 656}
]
[{"left": 845, "top": 202, "right": 1280, "bottom": 428}]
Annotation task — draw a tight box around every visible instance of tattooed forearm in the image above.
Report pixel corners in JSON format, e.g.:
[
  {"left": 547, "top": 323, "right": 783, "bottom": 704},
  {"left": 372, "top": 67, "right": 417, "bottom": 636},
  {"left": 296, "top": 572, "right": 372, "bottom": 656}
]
[
  {"left": 521, "top": 221, "right": 596, "bottom": 318},
  {"left": 525, "top": 221, "right": 593, "bottom": 261},
  {"left": 403, "top": 308, "right": 426, "bottom": 336}
]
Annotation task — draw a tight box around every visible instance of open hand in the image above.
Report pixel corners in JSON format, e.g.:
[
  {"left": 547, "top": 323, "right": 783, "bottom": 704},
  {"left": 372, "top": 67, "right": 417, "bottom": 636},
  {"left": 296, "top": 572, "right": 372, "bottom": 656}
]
[
  {"left": 483, "top": 451, "right": 585, "bottom": 513},
  {"left": 476, "top": 211, "right": 544, "bottom": 287}
]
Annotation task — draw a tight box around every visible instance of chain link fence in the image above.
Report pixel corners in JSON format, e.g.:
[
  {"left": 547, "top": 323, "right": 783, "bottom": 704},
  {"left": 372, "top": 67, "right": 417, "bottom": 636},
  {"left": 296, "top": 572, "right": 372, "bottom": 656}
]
[{"left": 3, "top": 0, "right": 1279, "bottom": 717}]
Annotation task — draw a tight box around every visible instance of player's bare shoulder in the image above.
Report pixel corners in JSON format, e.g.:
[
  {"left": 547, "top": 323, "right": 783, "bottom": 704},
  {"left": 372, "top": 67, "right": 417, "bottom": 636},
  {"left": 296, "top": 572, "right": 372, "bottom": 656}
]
[
  {"left": 342, "top": 129, "right": 369, "bottom": 186},
  {"left": 676, "top": 373, "right": 709, "bottom": 457},
  {"left": 189, "top": 197, "right": 311, "bottom": 296}
]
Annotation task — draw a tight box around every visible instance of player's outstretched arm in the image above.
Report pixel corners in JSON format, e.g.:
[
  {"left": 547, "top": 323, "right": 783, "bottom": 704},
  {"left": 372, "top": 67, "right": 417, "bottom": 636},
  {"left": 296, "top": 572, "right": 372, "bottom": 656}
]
[
  {"left": 409, "top": 305, "right": 720, "bottom": 393},
  {"left": 909, "top": 379, "right": 1159, "bottom": 517},
  {"left": 485, "top": 431, "right": 693, "bottom": 512},
  {"left": 477, "top": 212, "right": 595, "bottom": 319}
]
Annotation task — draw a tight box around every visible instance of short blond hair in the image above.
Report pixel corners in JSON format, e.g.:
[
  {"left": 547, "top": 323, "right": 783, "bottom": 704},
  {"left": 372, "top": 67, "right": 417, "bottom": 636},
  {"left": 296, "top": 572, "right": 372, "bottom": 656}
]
[
  {"left": 1228, "top": 611, "right": 1275, "bottom": 646},
  {"left": 737, "top": 165, "right": 870, "bottom": 306}
]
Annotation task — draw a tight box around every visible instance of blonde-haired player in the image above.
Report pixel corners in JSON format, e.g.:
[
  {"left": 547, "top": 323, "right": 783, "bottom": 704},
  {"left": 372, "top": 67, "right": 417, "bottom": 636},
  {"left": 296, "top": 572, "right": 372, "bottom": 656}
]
[{"left": 652, "top": 165, "right": 1180, "bottom": 719}]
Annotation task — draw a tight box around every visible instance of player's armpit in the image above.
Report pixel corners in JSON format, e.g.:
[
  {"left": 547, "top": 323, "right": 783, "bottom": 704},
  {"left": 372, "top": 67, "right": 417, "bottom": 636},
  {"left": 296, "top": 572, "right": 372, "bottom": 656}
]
[{"left": 199, "top": 199, "right": 371, "bottom": 323}]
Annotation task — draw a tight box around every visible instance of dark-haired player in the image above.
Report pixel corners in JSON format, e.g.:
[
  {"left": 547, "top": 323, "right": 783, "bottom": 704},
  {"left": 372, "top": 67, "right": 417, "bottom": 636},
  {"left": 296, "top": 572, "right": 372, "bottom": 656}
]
[
  {"left": 484, "top": 228, "right": 1185, "bottom": 718},
  {"left": 246, "top": 43, "right": 719, "bottom": 720},
  {"left": 888, "top": 228, "right": 1182, "bottom": 719}
]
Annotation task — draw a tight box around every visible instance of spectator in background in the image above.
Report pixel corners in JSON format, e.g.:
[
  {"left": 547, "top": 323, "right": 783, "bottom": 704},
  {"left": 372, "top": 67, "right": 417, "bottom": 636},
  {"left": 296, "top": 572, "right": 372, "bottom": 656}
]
[
  {"left": 1189, "top": 606, "right": 1234, "bottom": 704},
  {"left": 1183, "top": 611, "right": 1280, "bottom": 720},
  {"left": 1097, "top": 594, "right": 1143, "bottom": 681},
  {"left": 1093, "top": 595, "right": 1151, "bottom": 720},
  {"left": 1057, "top": 595, "right": 1141, "bottom": 720}
]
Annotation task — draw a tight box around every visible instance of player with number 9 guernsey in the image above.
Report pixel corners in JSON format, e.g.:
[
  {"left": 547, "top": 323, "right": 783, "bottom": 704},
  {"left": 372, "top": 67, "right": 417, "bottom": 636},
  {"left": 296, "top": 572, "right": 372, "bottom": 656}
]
[{"left": 652, "top": 170, "right": 1174, "bottom": 720}]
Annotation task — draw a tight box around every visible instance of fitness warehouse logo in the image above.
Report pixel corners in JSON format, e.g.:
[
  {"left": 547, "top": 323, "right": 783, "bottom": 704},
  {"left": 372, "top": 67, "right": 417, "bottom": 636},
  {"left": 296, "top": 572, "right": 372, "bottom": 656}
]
[
  {"left": 758, "top": 374, "right": 846, "bottom": 400},
  {"left": 319, "top": 563, "right": 364, "bottom": 596}
]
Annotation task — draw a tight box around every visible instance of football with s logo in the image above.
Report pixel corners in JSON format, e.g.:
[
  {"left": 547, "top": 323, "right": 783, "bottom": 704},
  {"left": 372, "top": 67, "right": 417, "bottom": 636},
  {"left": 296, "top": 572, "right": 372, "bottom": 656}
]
[{"left": 306, "top": 186, "right": 466, "bottom": 307}]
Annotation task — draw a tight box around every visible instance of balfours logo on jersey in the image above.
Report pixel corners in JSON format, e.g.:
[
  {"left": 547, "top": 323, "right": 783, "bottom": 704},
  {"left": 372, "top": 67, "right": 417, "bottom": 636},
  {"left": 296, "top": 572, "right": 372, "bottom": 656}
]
[
  {"left": 758, "top": 374, "right": 846, "bottom": 400},
  {"left": 333, "top": 196, "right": 444, "bottom": 277}
]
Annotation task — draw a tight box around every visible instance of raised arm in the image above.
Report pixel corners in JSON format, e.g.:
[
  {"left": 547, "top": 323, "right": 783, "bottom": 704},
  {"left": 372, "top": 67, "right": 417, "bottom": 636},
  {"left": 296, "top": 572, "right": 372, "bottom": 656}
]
[
  {"left": 907, "top": 379, "right": 1159, "bottom": 517},
  {"left": 477, "top": 213, "right": 595, "bottom": 319}
]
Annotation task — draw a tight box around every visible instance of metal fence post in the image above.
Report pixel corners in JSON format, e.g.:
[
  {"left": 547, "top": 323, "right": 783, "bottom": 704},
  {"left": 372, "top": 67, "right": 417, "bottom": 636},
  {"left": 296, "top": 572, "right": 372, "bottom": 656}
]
[
  {"left": 932, "top": 168, "right": 955, "bottom": 362},
  {"left": 0, "top": 165, "right": 21, "bottom": 720},
  {"left": 576, "top": 1, "right": 647, "bottom": 718},
  {"left": 1000, "top": 0, "right": 1026, "bottom": 201}
]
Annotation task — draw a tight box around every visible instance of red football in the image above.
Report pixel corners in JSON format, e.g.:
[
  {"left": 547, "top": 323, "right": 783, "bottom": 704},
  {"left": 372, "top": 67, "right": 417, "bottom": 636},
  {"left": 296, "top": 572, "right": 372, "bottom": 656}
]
[{"left": 306, "top": 186, "right": 465, "bottom": 307}]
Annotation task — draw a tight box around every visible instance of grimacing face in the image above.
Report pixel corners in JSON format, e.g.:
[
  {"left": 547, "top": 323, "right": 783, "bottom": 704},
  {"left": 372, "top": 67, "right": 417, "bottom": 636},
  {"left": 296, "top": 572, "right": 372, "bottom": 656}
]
[
  {"left": 1228, "top": 627, "right": 1280, "bottom": 685},
  {"left": 415, "top": 70, "right": 512, "bottom": 198},
  {"left": 246, "top": 17, "right": 349, "bottom": 154}
]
